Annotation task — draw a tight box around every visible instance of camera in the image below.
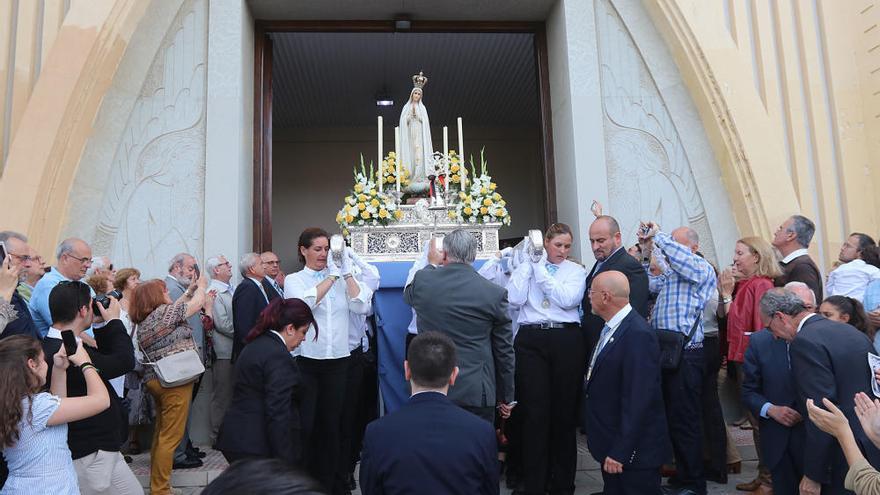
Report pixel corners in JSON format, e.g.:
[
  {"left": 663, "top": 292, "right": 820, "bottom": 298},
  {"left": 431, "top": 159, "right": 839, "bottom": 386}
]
[{"left": 93, "top": 290, "right": 123, "bottom": 313}]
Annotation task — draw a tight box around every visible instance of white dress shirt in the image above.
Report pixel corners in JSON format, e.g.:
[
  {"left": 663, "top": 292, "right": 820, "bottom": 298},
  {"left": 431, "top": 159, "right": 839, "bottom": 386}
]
[
  {"left": 826, "top": 259, "right": 880, "bottom": 301},
  {"left": 247, "top": 276, "right": 270, "bottom": 303},
  {"left": 348, "top": 262, "right": 379, "bottom": 352},
  {"left": 781, "top": 248, "right": 810, "bottom": 264},
  {"left": 284, "top": 267, "right": 372, "bottom": 360},
  {"left": 506, "top": 259, "right": 587, "bottom": 324}
]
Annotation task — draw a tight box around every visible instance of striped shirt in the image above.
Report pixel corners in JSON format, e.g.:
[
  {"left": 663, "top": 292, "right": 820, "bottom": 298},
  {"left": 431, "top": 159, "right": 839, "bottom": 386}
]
[{"left": 646, "top": 232, "right": 717, "bottom": 345}]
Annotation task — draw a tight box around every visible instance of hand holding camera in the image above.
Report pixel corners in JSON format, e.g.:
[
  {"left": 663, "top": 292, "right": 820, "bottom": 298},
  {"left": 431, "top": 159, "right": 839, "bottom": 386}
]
[{"left": 94, "top": 292, "right": 121, "bottom": 322}]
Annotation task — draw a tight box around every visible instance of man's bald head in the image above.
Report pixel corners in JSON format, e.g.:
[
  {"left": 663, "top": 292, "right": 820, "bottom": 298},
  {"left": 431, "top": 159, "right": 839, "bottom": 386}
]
[
  {"left": 672, "top": 227, "right": 700, "bottom": 253},
  {"left": 589, "top": 216, "right": 623, "bottom": 261},
  {"left": 590, "top": 271, "right": 630, "bottom": 320},
  {"left": 784, "top": 281, "right": 816, "bottom": 310},
  {"left": 593, "top": 270, "right": 630, "bottom": 298}
]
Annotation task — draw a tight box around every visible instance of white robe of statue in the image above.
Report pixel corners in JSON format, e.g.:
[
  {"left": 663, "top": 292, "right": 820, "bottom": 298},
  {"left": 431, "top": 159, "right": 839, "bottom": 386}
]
[{"left": 399, "top": 88, "right": 433, "bottom": 194}]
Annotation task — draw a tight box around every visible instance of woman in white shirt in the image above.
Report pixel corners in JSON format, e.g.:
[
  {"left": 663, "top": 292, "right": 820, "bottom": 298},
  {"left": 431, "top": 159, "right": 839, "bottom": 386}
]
[
  {"left": 506, "top": 223, "right": 587, "bottom": 495},
  {"left": 283, "top": 228, "right": 372, "bottom": 494}
]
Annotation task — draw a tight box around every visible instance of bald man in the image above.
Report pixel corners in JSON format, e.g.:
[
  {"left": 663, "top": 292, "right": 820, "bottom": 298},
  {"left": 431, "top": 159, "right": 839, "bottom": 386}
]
[{"left": 584, "top": 271, "right": 670, "bottom": 494}]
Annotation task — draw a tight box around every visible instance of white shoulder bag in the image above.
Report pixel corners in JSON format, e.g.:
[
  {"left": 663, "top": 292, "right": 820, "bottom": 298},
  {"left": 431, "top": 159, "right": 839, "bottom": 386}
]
[{"left": 135, "top": 323, "right": 204, "bottom": 388}]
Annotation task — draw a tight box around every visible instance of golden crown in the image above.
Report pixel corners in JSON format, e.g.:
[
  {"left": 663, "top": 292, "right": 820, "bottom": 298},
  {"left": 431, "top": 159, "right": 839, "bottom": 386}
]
[{"left": 412, "top": 71, "right": 428, "bottom": 90}]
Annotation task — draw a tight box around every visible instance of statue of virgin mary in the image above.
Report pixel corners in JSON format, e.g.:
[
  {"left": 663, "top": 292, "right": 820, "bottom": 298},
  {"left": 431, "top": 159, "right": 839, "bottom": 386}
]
[{"left": 399, "top": 72, "right": 433, "bottom": 194}]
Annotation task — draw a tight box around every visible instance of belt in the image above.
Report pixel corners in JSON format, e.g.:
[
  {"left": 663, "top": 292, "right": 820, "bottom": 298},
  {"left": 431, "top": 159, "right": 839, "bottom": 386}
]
[
  {"left": 521, "top": 322, "right": 580, "bottom": 330},
  {"left": 684, "top": 342, "right": 704, "bottom": 350}
]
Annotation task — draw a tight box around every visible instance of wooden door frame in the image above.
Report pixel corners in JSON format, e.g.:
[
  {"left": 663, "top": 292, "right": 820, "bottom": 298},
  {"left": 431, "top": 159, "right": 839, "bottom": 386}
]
[{"left": 253, "top": 20, "right": 557, "bottom": 252}]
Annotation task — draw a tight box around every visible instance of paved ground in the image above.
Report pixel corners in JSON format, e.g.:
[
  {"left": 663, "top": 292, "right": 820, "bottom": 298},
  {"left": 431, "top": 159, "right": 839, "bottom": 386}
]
[{"left": 135, "top": 426, "right": 761, "bottom": 494}]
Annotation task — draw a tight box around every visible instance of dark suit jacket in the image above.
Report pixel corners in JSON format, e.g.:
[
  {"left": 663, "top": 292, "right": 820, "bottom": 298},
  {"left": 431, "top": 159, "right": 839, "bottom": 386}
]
[
  {"left": 790, "top": 315, "right": 880, "bottom": 488},
  {"left": 1, "top": 290, "right": 39, "bottom": 340},
  {"left": 359, "top": 391, "right": 499, "bottom": 495},
  {"left": 404, "top": 263, "right": 514, "bottom": 406},
  {"left": 262, "top": 277, "right": 282, "bottom": 302},
  {"left": 581, "top": 247, "right": 650, "bottom": 355},
  {"left": 216, "top": 332, "right": 302, "bottom": 465},
  {"left": 232, "top": 278, "right": 269, "bottom": 360},
  {"left": 42, "top": 319, "right": 134, "bottom": 459},
  {"left": 775, "top": 254, "right": 823, "bottom": 302},
  {"left": 583, "top": 310, "right": 670, "bottom": 468},
  {"left": 741, "top": 329, "right": 805, "bottom": 471}
]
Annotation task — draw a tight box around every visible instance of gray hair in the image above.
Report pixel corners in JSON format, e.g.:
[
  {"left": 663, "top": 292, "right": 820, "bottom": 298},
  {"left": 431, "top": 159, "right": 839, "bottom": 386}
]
[
  {"left": 85, "top": 256, "right": 109, "bottom": 277},
  {"left": 759, "top": 288, "right": 807, "bottom": 318},
  {"left": 680, "top": 227, "right": 700, "bottom": 247},
  {"left": 0, "top": 231, "right": 27, "bottom": 244},
  {"left": 783, "top": 281, "right": 816, "bottom": 306},
  {"left": 788, "top": 215, "right": 815, "bottom": 248},
  {"left": 168, "top": 253, "right": 193, "bottom": 273},
  {"left": 56, "top": 238, "right": 84, "bottom": 260},
  {"left": 205, "top": 256, "right": 224, "bottom": 279},
  {"left": 239, "top": 252, "right": 261, "bottom": 277},
  {"left": 443, "top": 229, "right": 477, "bottom": 264}
]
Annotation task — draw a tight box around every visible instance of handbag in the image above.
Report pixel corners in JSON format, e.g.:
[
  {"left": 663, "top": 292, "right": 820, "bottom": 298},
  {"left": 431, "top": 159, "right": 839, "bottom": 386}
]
[
  {"left": 657, "top": 315, "right": 701, "bottom": 370},
  {"left": 135, "top": 324, "right": 205, "bottom": 388}
]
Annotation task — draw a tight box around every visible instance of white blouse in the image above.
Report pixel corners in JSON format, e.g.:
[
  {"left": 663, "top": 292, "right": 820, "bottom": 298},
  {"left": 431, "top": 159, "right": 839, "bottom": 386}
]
[{"left": 506, "top": 259, "right": 586, "bottom": 325}]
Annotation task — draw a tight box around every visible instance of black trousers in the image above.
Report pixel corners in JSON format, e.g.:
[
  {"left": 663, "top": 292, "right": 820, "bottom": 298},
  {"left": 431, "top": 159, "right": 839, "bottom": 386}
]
[
  {"left": 515, "top": 326, "right": 585, "bottom": 495},
  {"left": 340, "top": 343, "right": 379, "bottom": 482},
  {"left": 662, "top": 347, "right": 706, "bottom": 494},
  {"left": 700, "top": 335, "right": 727, "bottom": 479},
  {"left": 461, "top": 405, "right": 495, "bottom": 423},
  {"left": 300, "top": 356, "right": 350, "bottom": 495},
  {"left": 601, "top": 467, "right": 662, "bottom": 495},
  {"left": 769, "top": 443, "right": 803, "bottom": 495}
]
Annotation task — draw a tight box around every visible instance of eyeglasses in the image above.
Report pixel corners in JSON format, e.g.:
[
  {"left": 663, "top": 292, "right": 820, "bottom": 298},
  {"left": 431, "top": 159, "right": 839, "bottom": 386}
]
[
  {"left": 65, "top": 253, "right": 92, "bottom": 265},
  {"left": 8, "top": 253, "right": 33, "bottom": 263},
  {"left": 263, "top": 260, "right": 280, "bottom": 265}
]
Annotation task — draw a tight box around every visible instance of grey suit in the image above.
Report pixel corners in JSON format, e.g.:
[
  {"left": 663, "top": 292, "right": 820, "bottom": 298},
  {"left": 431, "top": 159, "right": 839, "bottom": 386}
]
[
  {"left": 404, "top": 263, "right": 515, "bottom": 410},
  {"left": 209, "top": 281, "right": 234, "bottom": 360}
]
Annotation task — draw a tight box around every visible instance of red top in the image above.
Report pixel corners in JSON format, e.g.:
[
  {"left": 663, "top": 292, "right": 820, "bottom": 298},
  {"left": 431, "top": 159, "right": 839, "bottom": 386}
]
[{"left": 726, "top": 276, "right": 775, "bottom": 362}]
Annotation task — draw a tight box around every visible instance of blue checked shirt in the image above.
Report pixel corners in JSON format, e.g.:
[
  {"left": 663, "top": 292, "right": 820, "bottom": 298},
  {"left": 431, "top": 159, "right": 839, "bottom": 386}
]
[{"left": 645, "top": 232, "right": 717, "bottom": 345}]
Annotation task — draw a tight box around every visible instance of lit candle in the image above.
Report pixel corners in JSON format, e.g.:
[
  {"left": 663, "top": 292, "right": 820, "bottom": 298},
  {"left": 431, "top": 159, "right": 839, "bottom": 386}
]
[
  {"left": 377, "top": 116, "right": 383, "bottom": 193},
  {"left": 395, "top": 126, "right": 401, "bottom": 194},
  {"left": 443, "top": 126, "right": 449, "bottom": 165},
  {"left": 457, "top": 117, "right": 465, "bottom": 190}
]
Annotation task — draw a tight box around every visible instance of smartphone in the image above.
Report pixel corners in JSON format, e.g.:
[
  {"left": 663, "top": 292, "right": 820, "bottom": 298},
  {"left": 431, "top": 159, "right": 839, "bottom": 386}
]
[
  {"left": 0, "top": 241, "right": 6, "bottom": 262},
  {"left": 61, "top": 330, "right": 77, "bottom": 356},
  {"left": 433, "top": 236, "right": 444, "bottom": 253}
]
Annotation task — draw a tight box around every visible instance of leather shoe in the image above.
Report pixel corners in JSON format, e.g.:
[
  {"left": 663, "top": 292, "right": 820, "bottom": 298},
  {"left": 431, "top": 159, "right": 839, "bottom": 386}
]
[
  {"left": 173, "top": 457, "right": 203, "bottom": 469},
  {"left": 186, "top": 446, "right": 207, "bottom": 459},
  {"left": 661, "top": 487, "right": 698, "bottom": 495},
  {"left": 736, "top": 478, "right": 763, "bottom": 491},
  {"left": 747, "top": 486, "right": 773, "bottom": 495}
]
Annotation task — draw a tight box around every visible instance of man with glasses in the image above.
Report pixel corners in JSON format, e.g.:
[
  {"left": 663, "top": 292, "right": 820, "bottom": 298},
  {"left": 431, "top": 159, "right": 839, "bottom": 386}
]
[
  {"left": 28, "top": 237, "right": 93, "bottom": 338},
  {"left": 260, "top": 251, "right": 284, "bottom": 300},
  {"left": 0, "top": 231, "right": 39, "bottom": 339},
  {"left": 206, "top": 255, "right": 235, "bottom": 446},
  {"left": 86, "top": 255, "right": 116, "bottom": 279}
]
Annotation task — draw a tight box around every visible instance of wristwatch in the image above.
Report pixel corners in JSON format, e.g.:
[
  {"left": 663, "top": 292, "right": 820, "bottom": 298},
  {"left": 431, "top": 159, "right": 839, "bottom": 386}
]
[{"left": 327, "top": 274, "right": 339, "bottom": 283}]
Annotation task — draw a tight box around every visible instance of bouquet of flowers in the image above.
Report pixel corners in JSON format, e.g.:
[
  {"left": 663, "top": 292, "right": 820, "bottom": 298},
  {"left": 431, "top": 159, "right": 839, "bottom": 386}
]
[
  {"left": 445, "top": 150, "right": 469, "bottom": 195},
  {"left": 380, "top": 151, "right": 410, "bottom": 189},
  {"left": 336, "top": 156, "right": 403, "bottom": 235},
  {"left": 449, "top": 149, "right": 511, "bottom": 225}
]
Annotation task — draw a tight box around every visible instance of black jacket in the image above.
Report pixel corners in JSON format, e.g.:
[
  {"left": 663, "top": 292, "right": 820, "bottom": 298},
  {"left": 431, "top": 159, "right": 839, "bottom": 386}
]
[
  {"left": 231, "top": 278, "right": 269, "bottom": 360},
  {"left": 216, "top": 332, "right": 302, "bottom": 465},
  {"left": 42, "top": 319, "right": 135, "bottom": 459},
  {"left": 581, "top": 247, "right": 650, "bottom": 356},
  {"left": 1, "top": 289, "right": 39, "bottom": 340}
]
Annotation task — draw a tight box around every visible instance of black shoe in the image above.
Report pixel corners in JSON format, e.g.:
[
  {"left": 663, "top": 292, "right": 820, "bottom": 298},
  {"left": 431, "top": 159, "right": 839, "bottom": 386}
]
[
  {"left": 186, "top": 446, "right": 207, "bottom": 459},
  {"left": 661, "top": 487, "right": 698, "bottom": 495},
  {"left": 704, "top": 470, "right": 727, "bottom": 484},
  {"left": 173, "top": 457, "right": 203, "bottom": 469},
  {"left": 123, "top": 455, "right": 133, "bottom": 464}
]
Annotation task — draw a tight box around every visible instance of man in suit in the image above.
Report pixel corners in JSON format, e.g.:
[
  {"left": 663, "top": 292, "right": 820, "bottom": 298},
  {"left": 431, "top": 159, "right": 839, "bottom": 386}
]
[
  {"left": 760, "top": 287, "right": 880, "bottom": 494},
  {"left": 0, "top": 231, "right": 39, "bottom": 339},
  {"left": 260, "top": 251, "right": 284, "bottom": 301},
  {"left": 741, "top": 282, "right": 814, "bottom": 495},
  {"left": 584, "top": 270, "right": 669, "bottom": 494},
  {"left": 404, "top": 228, "right": 515, "bottom": 422},
  {"left": 582, "top": 216, "right": 650, "bottom": 356},
  {"left": 232, "top": 252, "right": 270, "bottom": 360},
  {"left": 359, "top": 331, "right": 499, "bottom": 494},
  {"left": 206, "top": 255, "right": 235, "bottom": 445},
  {"left": 771, "top": 215, "right": 823, "bottom": 301}
]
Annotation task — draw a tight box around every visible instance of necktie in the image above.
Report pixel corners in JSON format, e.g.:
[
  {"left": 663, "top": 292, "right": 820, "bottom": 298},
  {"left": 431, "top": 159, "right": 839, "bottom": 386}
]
[
  {"left": 545, "top": 263, "right": 559, "bottom": 276},
  {"left": 587, "top": 324, "right": 613, "bottom": 380}
]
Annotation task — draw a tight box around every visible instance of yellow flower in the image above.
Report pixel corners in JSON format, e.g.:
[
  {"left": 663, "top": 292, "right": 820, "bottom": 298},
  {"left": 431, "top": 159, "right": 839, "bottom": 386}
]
[
  {"left": 448, "top": 211, "right": 457, "bottom": 219},
  {"left": 493, "top": 193, "right": 501, "bottom": 201},
  {"left": 495, "top": 209, "right": 504, "bottom": 216},
  {"left": 464, "top": 206, "right": 473, "bottom": 215},
  {"left": 370, "top": 198, "right": 380, "bottom": 207},
  {"left": 480, "top": 207, "right": 488, "bottom": 215},
  {"left": 451, "top": 174, "right": 460, "bottom": 182},
  {"left": 360, "top": 211, "right": 371, "bottom": 220},
  {"left": 388, "top": 151, "right": 396, "bottom": 158},
  {"left": 345, "top": 195, "right": 353, "bottom": 203},
  {"left": 482, "top": 198, "right": 493, "bottom": 206},
  {"left": 451, "top": 164, "right": 460, "bottom": 173},
  {"left": 459, "top": 192, "right": 467, "bottom": 200},
  {"left": 394, "top": 210, "right": 403, "bottom": 219},
  {"left": 358, "top": 194, "right": 368, "bottom": 202},
  {"left": 345, "top": 215, "right": 354, "bottom": 223},
  {"left": 387, "top": 176, "right": 395, "bottom": 183},
  {"left": 489, "top": 182, "right": 497, "bottom": 190},
  {"left": 480, "top": 187, "right": 487, "bottom": 195},
  {"left": 500, "top": 200, "right": 506, "bottom": 206},
  {"left": 336, "top": 212, "right": 344, "bottom": 223},
  {"left": 378, "top": 209, "right": 388, "bottom": 218},
  {"left": 354, "top": 184, "right": 364, "bottom": 193},
  {"left": 358, "top": 203, "right": 366, "bottom": 211}
]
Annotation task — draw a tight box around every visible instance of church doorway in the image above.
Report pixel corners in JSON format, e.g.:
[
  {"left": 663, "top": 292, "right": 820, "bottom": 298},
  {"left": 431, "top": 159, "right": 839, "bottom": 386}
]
[{"left": 253, "top": 22, "right": 555, "bottom": 272}]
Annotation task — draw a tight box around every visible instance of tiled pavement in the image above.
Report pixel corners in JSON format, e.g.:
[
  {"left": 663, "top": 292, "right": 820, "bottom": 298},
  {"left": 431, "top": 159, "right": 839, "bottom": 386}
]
[{"left": 135, "top": 426, "right": 761, "bottom": 494}]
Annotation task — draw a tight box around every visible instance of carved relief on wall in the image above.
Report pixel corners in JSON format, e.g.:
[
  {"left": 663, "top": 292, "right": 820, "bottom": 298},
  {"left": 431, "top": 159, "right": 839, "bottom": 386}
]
[
  {"left": 92, "top": 0, "right": 207, "bottom": 273},
  {"left": 596, "top": 0, "right": 717, "bottom": 262}
]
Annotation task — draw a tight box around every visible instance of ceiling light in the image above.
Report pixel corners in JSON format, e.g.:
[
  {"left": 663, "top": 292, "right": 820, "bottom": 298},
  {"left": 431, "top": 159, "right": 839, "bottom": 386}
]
[{"left": 376, "top": 90, "right": 393, "bottom": 107}]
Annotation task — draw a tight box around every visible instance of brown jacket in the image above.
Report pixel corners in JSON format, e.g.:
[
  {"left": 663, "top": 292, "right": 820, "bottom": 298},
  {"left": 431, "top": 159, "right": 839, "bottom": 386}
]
[{"left": 775, "top": 254, "right": 824, "bottom": 302}]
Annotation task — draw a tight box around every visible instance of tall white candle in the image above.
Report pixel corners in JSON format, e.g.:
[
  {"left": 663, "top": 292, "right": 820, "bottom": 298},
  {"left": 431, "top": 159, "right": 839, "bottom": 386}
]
[
  {"left": 377, "top": 116, "right": 383, "bottom": 193},
  {"left": 457, "top": 117, "right": 465, "bottom": 189},
  {"left": 395, "top": 126, "right": 401, "bottom": 194},
  {"left": 443, "top": 126, "right": 449, "bottom": 164}
]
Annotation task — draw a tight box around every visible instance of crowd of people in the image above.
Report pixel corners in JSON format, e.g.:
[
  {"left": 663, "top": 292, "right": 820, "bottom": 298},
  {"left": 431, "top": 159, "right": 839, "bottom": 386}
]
[{"left": 0, "top": 206, "right": 878, "bottom": 495}]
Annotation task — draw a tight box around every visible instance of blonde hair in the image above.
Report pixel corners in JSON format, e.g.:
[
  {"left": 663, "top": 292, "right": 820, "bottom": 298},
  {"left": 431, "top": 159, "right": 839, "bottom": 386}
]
[{"left": 737, "top": 237, "right": 783, "bottom": 279}]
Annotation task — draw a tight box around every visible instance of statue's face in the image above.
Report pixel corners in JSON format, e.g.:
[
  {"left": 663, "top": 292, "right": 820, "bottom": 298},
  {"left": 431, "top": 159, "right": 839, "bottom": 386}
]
[{"left": 411, "top": 90, "right": 422, "bottom": 103}]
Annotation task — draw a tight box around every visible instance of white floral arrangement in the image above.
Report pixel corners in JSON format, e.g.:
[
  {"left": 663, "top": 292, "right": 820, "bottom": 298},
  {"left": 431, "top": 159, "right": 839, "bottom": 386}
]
[
  {"left": 449, "top": 149, "right": 511, "bottom": 225},
  {"left": 336, "top": 156, "right": 403, "bottom": 235}
]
